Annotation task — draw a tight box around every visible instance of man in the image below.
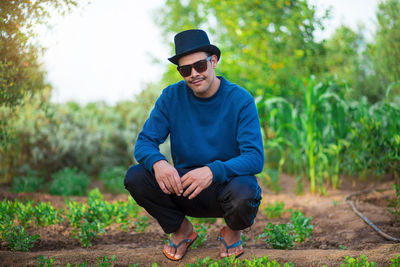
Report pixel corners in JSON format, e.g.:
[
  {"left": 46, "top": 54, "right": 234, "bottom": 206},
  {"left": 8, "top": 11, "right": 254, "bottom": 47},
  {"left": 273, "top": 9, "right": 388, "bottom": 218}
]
[{"left": 124, "top": 29, "right": 264, "bottom": 261}]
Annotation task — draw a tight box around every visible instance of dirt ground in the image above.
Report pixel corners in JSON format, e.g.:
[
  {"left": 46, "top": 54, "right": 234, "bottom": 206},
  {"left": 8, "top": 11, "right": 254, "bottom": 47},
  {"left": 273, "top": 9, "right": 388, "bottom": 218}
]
[{"left": 0, "top": 174, "right": 399, "bottom": 267}]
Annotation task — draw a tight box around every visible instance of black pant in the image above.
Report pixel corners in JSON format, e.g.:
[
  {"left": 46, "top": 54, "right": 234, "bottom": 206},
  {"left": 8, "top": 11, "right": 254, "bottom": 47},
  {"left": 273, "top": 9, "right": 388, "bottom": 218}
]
[{"left": 124, "top": 164, "right": 262, "bottom": 233}]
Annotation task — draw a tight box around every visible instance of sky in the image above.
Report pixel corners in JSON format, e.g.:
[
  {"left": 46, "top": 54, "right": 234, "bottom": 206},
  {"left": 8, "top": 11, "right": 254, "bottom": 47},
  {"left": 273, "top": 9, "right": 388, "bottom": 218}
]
[{"left": 40, "top": 0, "right": 380, "bottom": 105}]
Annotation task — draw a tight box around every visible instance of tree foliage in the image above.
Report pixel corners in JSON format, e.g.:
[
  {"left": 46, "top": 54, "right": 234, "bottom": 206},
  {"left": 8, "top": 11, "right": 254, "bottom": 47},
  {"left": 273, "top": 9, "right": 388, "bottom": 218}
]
[{"left": 0, "top": 0, "right": 84, "bottom": 107}]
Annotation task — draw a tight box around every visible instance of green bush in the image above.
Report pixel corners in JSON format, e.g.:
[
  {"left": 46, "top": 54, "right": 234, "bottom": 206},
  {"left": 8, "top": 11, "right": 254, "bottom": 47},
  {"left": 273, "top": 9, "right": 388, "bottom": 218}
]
[
  {"left": 49, "top": 167, "right": 91, "bottom": 196},
  {"left": 11, "top": 171, "right": 44, "bottom": 193},
  {"left": 98, "top": 166, "right": 126, "bottom": 194}
]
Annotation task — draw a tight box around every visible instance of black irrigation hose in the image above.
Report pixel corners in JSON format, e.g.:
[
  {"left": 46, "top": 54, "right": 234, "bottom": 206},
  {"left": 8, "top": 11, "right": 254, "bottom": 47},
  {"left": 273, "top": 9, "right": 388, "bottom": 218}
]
[{"left": 345, "top": 188, "right": 400, "bottom": 243}]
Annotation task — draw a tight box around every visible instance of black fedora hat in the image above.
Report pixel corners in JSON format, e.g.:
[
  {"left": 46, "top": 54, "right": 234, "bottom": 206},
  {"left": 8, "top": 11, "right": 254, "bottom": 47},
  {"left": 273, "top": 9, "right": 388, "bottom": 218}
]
[{"left": 168, "top": 29, "right": 221, "bottom": 65}]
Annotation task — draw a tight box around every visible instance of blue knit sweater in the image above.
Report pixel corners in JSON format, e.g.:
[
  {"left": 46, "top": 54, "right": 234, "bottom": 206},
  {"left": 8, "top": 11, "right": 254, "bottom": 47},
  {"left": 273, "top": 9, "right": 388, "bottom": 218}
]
[{"left": 134, "top": 77, "right": 264, "bottom": 183}]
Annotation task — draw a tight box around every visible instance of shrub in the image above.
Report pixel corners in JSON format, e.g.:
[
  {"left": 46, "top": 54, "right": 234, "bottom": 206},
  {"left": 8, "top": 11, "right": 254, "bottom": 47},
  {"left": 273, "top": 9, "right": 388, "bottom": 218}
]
[
  {"left": 11, "top": 171, "right": 44, "bottom": 193},
  {"left": 98, "top": 166, "right": 126, "bottom": 194},
  {"left": 49, "top": 167, "right": 91, "bottom": 196}
]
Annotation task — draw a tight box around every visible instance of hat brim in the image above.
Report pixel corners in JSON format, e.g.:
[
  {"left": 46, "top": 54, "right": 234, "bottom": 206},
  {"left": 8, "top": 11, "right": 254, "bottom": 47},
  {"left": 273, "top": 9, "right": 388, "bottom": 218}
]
[{"left": 168, "top": 45, "right": 220, "bottom": 65}]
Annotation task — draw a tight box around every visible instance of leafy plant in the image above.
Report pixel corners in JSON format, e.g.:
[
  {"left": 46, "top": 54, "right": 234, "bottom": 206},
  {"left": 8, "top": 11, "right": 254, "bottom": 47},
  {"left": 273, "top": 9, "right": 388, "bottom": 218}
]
[
  {"left": 340, "top": 254, "right": 377, "bottom": 267},
  {"left": 257, "top": 210, "right": 313, "bottom": 249},
  {"left": 134, "top": 215, "right": 149, "bottom": 233},
  {"left": 390, "top": 254, "right": 400, "bottom": 267},
  {"left": 98, "top": 166, "right": 127, "bottom": 194},
  {"left": 15, "top": 200, "right": 35, "bottom": 228},
  {"left": 192, "top": 223, "right": 209, "bottom": 248},
  {"left": 257, "top": 222, "right": 295, "bottom": 249},
  {"left": 186, "top": 255, "right": 294, "bottom": 266},
  {"left": 37, "top": 255, "right": 57, "bottom": 267},
  {"left": 263, "top": 201, "right": 286, "bottom": 218},
  {"left": 1, "top": 224, "right": 40, "bottom": 252},
  {"left": 290, "top": 210, "right": 313, "bottom": 243},
  {"left": 72, "top": 219, "right": 105, "bottom": 248},
  {"left": 34, "top": 202, "right": 63, "bottom": 226},
  {"left": 49, "top": 167, "right": 91, "bottom": 196}
]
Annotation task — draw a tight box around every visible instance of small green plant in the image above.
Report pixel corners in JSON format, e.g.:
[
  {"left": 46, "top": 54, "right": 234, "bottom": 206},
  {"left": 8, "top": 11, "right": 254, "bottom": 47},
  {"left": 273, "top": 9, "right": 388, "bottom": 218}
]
[
  {"left": 390, "top": 254, "right": 400, "bottom": 267},
  {"left": 34, "top": 202, "right": 63, "bottom": 226},
  {"left": 388, "top": 184, "right": 400, "bottom": 221},
  {"left": 72, "top": 219, "right": 105, "bottom": 247},
  {"left": 257, "top": 222, "right": 295, "bottom": 249},
  {"left": 37, "top": 255, "right": 57, "bottom": 267},
  {"left": 290, "top": 210, "right": 313, "bottom": 243},
  {"left": 1, "top": 224, "right": 40, "bottom": 252},
  {"left": 340, "top": 254, "right": 377, "bottom": 267},
  {"left": 11, "top": 171, "right": 44, "bottom": 193},
  {"left": 339, "top": 244, "right": 348, "bottom": 250},
  {"left": 192, "top": 223, "right": 209, "bottom": 248},
  {"left": 332, "top": 200, "right": 338, "bottom": 206},
  {"left": 186, "top": 255, "right": 294, "bottom": 266},
  {"left": 98, "top": 166, "right": 126, "bottom": 194},
  {"left": 96, "top": 255, "right": 116, "bottom": 267},
  {"left": 263, "top": 201, "right": 286, "bottom": 218},
  {"left": 49, "top": 167, "right": 91, "bottom": 196},
  {"left": 65, "top": 200, "right": 87, "bottom": 228},
  {"left": 15, "top": 200, "right": 35, "bottom": 228},
  {"left": 134, "top": 215, "right": 149, "bottom": 232},
  {"left": 257, "top": 210, "right": 313, "bottom": 249}
]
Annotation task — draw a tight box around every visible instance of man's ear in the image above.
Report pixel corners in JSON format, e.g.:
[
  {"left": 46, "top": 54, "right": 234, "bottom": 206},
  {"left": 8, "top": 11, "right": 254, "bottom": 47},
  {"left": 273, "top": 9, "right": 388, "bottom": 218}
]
[{"left": 211, "top": 54, "right": 218, "bottom": 69}]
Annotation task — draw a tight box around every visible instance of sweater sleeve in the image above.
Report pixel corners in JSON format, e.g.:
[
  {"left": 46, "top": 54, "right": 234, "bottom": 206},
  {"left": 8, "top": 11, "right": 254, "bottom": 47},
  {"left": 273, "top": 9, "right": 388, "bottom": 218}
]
[
  {"left": 134, "top": 91, "right": 170, "bottom": 174},
  {"left": 206, "top": 99, "right": 264, "bottom": 183}
]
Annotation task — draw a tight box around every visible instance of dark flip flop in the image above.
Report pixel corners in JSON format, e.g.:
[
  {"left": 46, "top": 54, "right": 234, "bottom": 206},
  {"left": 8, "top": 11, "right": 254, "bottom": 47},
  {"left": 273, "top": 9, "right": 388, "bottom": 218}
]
[
  {"left": 163, "top": 230, "right": 198, "bottom": 261},
  {"left": 218, "top": 227, "right": 244, "bottom": 258}
]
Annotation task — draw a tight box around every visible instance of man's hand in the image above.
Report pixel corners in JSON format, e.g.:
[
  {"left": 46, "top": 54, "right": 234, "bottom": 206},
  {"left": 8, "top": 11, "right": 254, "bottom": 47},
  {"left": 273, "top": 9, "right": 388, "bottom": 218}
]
[
  {"left": 153, "top": 160, "right": 183, "bottom": 196},
  {"left": 181, "top": 166, "right": 213, "bottom": 199}
]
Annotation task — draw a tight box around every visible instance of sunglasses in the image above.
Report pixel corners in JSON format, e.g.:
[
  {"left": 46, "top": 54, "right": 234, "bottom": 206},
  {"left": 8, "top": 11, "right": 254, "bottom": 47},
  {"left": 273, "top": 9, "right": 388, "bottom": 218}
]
[{"left": 177, "top": 56, "right": 212, "bottom": 77}]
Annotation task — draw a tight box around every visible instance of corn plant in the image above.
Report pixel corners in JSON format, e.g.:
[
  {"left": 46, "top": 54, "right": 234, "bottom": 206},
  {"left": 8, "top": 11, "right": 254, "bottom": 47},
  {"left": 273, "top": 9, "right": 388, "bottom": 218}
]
[{"left": 388, "top": 184, "right": 400, "bottom": 221}]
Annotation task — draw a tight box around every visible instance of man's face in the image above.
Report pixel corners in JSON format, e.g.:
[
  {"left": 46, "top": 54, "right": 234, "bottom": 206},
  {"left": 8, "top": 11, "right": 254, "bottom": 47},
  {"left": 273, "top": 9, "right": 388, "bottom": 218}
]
[{"left": 178, "top": 51, "right": 218, "bottom": 98}]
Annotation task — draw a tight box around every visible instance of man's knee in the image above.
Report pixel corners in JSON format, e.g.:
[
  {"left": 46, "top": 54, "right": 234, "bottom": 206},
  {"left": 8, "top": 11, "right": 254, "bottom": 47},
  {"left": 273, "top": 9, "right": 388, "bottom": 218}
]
[
  {"left": 124, "top": 164, "right": 149, "bottom": 193},
  {"left": 220, "top": 176, "right": 262, "bottom": 230}
]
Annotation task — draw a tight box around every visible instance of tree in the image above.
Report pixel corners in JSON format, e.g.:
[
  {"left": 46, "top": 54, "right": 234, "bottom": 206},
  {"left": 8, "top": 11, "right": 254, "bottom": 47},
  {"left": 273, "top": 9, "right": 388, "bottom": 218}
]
[
  {"left": 370, "top": 0, "right": 400, "bottom": 101},
  {"left": 155, "top": 0, "right": 329, "bottom": 127},
  {"left": 0, "top": 0, "right": 86, "bottom": 107}
]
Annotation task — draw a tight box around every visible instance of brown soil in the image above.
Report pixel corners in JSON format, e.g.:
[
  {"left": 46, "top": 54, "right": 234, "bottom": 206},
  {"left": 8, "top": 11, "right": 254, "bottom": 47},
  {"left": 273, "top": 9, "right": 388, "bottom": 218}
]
[{"left": 0, "top": 174, "right": 399, "bottom": 267}]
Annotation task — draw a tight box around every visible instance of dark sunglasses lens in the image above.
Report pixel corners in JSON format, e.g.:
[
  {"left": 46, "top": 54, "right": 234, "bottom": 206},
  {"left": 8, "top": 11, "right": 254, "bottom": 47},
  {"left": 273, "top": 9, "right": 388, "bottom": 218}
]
[
  {"left": 179, "top": 66, "right": 192, "bottom": 77},
  {"left": 193, "top": 60, "right": 207, "bottom": 73}
]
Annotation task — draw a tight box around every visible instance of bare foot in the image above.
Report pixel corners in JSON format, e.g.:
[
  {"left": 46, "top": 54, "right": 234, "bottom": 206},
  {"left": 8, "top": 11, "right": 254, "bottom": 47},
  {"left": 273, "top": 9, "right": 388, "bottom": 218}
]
[
  {"left": 219, "top": 226, "right": 243, "bottom": 258},
  {"left": 163, "top": 218, "right": 194, "bottom": 260}
]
